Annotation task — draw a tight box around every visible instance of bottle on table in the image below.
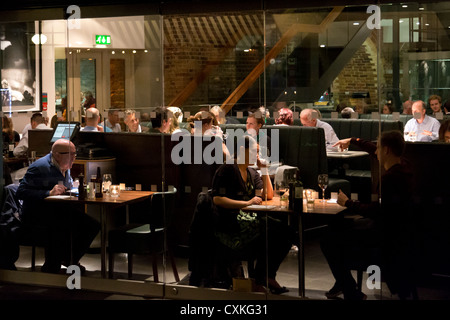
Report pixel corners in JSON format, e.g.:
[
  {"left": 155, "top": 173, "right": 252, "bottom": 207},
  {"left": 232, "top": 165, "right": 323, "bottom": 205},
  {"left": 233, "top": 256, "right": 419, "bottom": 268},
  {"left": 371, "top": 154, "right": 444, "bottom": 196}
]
[
  {"left": 89, "top": 174, "right": 96, "bottom": 199},
  {"left": 289, "top": 170, "right": 303, "bottom": 213},
  {"left": 95, "top": 167, "right": 103, "bottom": 198},
  {"left": 78, "top": 173, "right": 85, "bottom": 199},
  {"left": 8, "top": 144, "right": 14, "bottom": 158}
]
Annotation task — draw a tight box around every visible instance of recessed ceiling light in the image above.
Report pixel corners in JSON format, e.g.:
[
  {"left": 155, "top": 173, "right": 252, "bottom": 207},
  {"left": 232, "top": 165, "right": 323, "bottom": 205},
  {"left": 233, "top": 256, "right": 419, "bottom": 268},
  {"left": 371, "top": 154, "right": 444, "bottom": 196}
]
[{"left": 353, "top": 22, "right": 360, "bottom": 26}]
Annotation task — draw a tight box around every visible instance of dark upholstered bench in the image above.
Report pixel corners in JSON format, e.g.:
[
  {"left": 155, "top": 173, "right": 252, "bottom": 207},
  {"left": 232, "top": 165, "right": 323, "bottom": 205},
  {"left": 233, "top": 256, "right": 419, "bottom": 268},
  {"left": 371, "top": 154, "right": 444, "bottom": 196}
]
[
  {"left": 220, "top": 124, "right": 351, "bottom": 197},
  {"left": 321, "top": 118, "right": 403, "bottom": 142}
]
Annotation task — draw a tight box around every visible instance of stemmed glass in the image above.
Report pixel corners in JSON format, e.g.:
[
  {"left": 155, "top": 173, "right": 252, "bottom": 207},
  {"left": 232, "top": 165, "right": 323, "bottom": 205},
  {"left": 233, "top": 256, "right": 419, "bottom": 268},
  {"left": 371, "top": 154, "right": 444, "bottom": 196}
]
[
  {"left": 103, "top": 174, "right": 112, "bottom": 195},
  {"left": 276, "top": 181, "right": 289, "bottom": 208},
  {"left": 318, "top": 174, "right": 329, "bottom": 203}
]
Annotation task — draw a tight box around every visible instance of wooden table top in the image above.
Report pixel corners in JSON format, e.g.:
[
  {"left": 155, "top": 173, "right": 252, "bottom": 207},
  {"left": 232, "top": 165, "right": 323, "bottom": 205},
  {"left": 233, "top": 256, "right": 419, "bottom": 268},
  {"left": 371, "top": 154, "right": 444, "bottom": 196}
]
[
  {"left": 45, "top": 190, "right": 154, "bottom": 206},
  {"left": 243, "top": 197, "right": 345, "bottom": 215}
]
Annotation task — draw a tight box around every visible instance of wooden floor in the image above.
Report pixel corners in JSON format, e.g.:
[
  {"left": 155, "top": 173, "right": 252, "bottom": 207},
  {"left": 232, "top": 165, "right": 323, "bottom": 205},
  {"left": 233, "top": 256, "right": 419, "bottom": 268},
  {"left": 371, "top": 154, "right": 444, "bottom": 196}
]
[{"left": 2, "top": 230, "right": 450, "bottom": 301}]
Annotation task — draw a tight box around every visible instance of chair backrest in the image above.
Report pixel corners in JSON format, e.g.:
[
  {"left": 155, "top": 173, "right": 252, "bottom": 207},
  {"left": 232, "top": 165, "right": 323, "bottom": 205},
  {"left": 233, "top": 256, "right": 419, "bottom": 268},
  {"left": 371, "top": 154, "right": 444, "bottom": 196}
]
[
  {"left": 149, "top": 188, "right": 177, "bottom": 230},
  {"left": 1, "top": 184, "right": 22, "bottom": 221}
]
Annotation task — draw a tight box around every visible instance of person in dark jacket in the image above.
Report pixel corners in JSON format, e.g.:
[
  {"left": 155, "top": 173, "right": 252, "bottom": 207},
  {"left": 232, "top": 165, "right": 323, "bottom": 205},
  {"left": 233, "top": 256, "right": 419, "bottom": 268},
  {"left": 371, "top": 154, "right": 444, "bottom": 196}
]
[
  {"left": 321, "top": 131, "right": 417, "bottom": 300},
  {"left": 16, "top": 139, "right": 99, "bottom": 274}
]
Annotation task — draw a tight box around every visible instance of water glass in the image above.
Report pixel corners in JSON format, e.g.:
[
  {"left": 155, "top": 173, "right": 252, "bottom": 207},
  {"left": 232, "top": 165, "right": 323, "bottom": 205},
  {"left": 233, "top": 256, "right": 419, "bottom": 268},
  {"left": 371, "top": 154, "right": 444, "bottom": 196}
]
[{"left": 305, "top": 189, "right": 315, "bottom": 211}]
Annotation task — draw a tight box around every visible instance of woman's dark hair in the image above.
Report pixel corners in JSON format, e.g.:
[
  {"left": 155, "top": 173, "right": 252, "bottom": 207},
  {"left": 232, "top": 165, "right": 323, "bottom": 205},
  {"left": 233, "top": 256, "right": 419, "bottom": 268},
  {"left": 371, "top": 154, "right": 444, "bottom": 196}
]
[
  {"left": 187, "top": 111, "right": 214, "bottom": 131},
  {"left": 150, "top": 106, "right": 169, "bottom": 128},
  {"left": 233, "top": 135, "right": 257, "bottom": 161},
  {"left": 379, "top": 130, "right": 405, "bottom": 157},
  {"left": 438, "top": 119, "right": 450, "bottom": 142}
]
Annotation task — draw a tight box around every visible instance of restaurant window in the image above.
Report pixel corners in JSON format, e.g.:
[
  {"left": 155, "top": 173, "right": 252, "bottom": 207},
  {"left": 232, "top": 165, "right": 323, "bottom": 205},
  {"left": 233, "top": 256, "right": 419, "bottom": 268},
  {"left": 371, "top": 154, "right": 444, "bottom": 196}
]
[{"left": 0, "top": 1, "right": 449, "bottom": 301}]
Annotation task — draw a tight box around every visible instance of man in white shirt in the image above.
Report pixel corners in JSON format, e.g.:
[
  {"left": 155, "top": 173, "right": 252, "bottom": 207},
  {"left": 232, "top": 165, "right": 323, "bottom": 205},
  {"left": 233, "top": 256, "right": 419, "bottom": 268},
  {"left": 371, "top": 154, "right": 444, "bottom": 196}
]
[
  {"left": 80, "top": 107, "right": 100, "bottom": 132},
  {"left": 99, "top": 109, "right": 121, "bottom": 132},
  {"left": 300, "top": 108, "right": 340, "bottom": 151},
  {"left": 404, "top": 100, "right": 440, "bottom": 142},
  {"left": 13, "top": 113, "right": 51, "bottom": 157}
]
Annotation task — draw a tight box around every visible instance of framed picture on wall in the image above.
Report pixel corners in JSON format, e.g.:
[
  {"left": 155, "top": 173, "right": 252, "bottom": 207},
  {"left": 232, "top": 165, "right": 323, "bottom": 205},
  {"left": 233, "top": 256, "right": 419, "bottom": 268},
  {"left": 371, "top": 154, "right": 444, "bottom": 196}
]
[{"left": 1, "top": 22, "right": 40, "bottom": 113}]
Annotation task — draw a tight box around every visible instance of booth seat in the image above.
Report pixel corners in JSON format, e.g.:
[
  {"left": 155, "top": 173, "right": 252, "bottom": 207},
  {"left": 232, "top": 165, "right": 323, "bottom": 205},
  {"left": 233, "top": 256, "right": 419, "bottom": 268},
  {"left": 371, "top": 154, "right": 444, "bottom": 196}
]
[
  {"left": 359, "top": 113, "right": 450, "bottom": 125},
  {"left": 321, "top": 118, "right": 403, "bottom": 142},
  {"left": 220, "top": 124, "right": 350, "bottom": 194},
  {"left": 402, "top": 142, "right": 450, "bottom": 279}
]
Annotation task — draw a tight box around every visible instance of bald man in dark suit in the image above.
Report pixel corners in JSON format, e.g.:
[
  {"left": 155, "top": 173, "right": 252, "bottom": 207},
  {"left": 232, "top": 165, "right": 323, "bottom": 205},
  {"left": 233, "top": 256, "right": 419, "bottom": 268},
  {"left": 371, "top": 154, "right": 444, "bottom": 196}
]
[{"left": 17, "top": 139, "right": 100, "bottom": 274}]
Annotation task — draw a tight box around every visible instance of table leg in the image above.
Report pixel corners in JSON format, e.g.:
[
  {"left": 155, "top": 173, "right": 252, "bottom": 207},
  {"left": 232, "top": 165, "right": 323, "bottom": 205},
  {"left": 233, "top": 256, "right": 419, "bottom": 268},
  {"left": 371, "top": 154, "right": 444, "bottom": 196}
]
[
  {"left": 101, "top": 205, "right": 107, "bottom": 278},
  {"left": 297, "top": 213, "right": 305, "bottom": 298}
]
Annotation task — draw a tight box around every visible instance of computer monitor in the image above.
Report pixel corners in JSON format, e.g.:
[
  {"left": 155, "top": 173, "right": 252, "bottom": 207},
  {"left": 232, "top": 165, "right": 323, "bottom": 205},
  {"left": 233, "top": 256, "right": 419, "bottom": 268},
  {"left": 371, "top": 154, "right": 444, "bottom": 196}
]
[{"left": 50, "top": 122, "right": 80, "bottom": 144}]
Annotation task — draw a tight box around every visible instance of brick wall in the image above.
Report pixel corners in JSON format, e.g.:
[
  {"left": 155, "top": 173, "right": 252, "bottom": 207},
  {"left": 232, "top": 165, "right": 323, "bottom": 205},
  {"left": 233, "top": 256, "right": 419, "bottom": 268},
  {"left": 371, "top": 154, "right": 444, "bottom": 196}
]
[
  {"left": 332, "top": 34, "right": 378, "bottom": 109},
  {"left": 163, "top": 14, "right": 385, "bottom": 111},
  {"left": 163, "top": 13, "right": 263, "bottom": 109}
]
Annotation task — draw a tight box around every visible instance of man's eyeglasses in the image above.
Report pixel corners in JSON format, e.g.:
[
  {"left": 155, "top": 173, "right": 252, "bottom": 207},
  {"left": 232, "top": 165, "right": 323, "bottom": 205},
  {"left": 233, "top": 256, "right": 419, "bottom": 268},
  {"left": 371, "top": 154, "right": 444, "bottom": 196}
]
[{"left": 57, "top": 152, "right": 77, "bottom": 157}]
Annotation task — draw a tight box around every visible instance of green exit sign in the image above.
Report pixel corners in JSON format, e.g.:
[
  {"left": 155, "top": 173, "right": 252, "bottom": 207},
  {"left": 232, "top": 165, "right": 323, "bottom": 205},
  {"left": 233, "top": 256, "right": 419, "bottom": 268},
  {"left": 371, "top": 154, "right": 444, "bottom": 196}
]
[{"left": 95, "top": 35, "right": 111, "bottom": 45}]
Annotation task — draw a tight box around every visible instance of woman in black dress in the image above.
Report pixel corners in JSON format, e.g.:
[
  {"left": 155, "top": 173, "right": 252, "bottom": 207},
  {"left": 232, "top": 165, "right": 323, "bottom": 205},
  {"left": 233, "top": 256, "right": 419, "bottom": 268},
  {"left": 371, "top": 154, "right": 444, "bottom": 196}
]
[{"left": 211, "top": 135, "right": 294, "bottom": 293}]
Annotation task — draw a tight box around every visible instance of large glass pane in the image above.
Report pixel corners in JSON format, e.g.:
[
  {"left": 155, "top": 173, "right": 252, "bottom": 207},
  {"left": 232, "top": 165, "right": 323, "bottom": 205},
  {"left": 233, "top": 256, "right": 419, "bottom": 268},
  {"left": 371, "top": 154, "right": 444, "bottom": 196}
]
[
  {"left": 0, "top": 1, "right": 449, "bottom": 302},
  {"left": 381, "top": 2, "right": 450, "bottom": 289},
  {"left": 80, "top": 58, "right": 96, "bottom": 115}
]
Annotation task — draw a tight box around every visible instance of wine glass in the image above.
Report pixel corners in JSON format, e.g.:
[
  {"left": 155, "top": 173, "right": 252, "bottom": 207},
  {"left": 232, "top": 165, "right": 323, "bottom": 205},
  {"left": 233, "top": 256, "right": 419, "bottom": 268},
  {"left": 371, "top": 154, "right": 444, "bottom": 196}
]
[
  {"left": 318, "top": 174, "right": 329, "bottom": 203},
  {"left": 276, "top": 181, "right": 288, "bottom": 208},
  {"left": 103, "top": 173, "right": 112, "bottom": 195}
]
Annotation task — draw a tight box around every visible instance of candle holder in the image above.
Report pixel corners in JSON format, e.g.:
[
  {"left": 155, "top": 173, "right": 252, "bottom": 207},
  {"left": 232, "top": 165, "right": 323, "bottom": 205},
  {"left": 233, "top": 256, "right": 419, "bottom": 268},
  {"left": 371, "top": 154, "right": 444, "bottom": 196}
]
[{"left": 109, "top": 185, "right": 121, "bottom": 198}]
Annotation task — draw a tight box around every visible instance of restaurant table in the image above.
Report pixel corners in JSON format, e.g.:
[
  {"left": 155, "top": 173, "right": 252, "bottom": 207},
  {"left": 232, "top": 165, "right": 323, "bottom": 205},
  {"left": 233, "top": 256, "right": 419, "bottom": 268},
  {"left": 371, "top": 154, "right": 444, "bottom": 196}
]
[
  {"left": 326, "top": 150, "right": 369, "bottom": 159},
  {"left": 242, "top": 197, "right": 345, "bottom": 298},
  {"left": 45, "top": 190, "right": 154, "bottom": 278},
  {"left": 3, "top": 155, "right": 29, "bottom": 171},
  {"left": 327, "top": 150, "right": 369, "bottom": 177}
]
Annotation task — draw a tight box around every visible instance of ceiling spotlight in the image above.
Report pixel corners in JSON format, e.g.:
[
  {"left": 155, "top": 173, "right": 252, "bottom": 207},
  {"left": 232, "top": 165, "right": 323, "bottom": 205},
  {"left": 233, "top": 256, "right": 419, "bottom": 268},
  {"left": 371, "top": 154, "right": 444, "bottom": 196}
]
[{"left": 320, "top": 44, "right": 326, "bottom": 48}]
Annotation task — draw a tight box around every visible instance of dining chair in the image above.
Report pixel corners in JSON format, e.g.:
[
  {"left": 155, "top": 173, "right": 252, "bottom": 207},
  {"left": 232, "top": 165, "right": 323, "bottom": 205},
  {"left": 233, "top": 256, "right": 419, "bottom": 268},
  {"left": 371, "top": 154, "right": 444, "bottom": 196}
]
[
  {"left": 108, "top": 188, "right": 179, "bottom": 282},
  {"left": 1, "top": 183, "right": 48, "bottom": 271}
]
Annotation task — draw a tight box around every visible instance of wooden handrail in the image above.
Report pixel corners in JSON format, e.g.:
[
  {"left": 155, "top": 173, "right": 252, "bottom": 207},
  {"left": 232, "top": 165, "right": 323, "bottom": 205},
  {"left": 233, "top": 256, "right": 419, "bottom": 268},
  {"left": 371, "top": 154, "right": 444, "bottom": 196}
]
[{"left": 221, "top": 6, "right": 344, "bottom": 114}]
